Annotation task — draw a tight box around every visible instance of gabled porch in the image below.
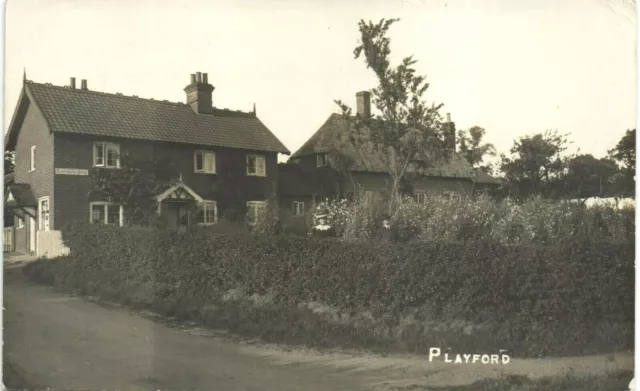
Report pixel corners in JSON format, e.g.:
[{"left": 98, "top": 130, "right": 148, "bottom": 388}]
[
  {"left": 155, "top": 182, "right": 215, "bottom": 232},
  {"left": 4, "top": 182, "right": 38, "bottom": 254}
]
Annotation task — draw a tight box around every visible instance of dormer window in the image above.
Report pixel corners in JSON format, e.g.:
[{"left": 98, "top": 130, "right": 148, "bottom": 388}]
[
  {"left": 93, "top": 142, "right": 120, "bottom": 168},
  {"left": 317, "top": 153, "right": 328, "bottom": 167},
  {"left": 194, "top": 150, "right": 216, "bottom": 174}
]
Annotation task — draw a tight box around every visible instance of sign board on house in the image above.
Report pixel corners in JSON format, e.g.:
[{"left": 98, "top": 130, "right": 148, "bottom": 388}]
[{"left": 55, "top": 168, "right": 89, "bottom": 176}]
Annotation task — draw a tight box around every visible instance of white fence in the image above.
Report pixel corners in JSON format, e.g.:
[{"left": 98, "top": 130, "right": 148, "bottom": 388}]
[
  {"left": 3, "top": 227, "right": 14, "bottom": 252},
  {"left": 37, "top": 230, "right": 70, "bottom": 259}
]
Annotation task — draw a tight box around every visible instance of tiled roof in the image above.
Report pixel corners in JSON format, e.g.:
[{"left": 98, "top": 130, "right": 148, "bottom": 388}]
[
  {"left": 290, "top": 113, "right": 500, "bottom": 183},
  {"left": 12, "top": 81, "right": 289, "bottom": 154},
  {"left": 6, "top": 183, "right": 37, "bottom": 207},
  {"left": 473, "top": 169, "right": 503, "bottom": 185}
]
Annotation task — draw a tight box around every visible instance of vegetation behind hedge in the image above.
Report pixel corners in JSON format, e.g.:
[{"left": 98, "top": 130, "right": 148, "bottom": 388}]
[
  {"left": 312, "top": 195, "right": 635, "bottom": 244},
  {"left": 27, "top": 221, "right": 634, "bottom": 358}
]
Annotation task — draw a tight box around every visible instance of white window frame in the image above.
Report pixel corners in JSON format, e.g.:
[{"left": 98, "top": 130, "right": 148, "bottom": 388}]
[
  {"left": 194, "top": 150, "right": 217, "bottom": 174},
  {"left": 38, "top": 196, "right": 50, "bottom": 231},
  {"left": 415, "top": 192, "right": 427, "bottom": 203},
  {"left": 443, "top": 191, "right": 462, "bottom": 202},
  {"left": 16, "top": 215, "right": 24, "bottom": 229},
  {"left": 316, "top": 153, "right": 328, "bottom": 167},
  {"left": 292, "top": 201, "right": 305, "bottom": 216},
  {"left": 364, "top": 190, "right": 374, "bottom": 202},
  {"left": 89, "top": 202, "right": 124, "bottom": 226},
  {"left": 196, "top": 200, "right": 218, "bottom": 225},
  {"left": 93, "top": 142, "right": 121, "bottom": 168},
  {"left": 29, "top": 145, "right": 36, "bottom": 172},
  {"left": 246, "top": 154, "right": 266, "bottom": 177},
  {"left": 246, "top": 201, "right": 266, "bottom": 225}
]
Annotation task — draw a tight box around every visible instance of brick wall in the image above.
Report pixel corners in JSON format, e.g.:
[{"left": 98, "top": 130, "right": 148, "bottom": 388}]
[
  {"left": 13, "top": 98, "right": 55, "bottom": 233},
  {"left": 53, "top": 133, "right": 279, "bottom": 227}
]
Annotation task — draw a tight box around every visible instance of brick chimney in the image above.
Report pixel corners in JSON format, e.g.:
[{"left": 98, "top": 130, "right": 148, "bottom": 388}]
[
  {"left": 444, "top": 113, "right": 456, "bottom": 153},
  {"left": 80, "top": 79, "right": 87, "bottom": 90},
  {"left": 356, "top": 91, "right": 371, "bottom": 117},
  {"left": 70, "top": 77, "right": 76, "bottom": 89},
  {"left": 184, "top": 72, "right": 214, "bottom": 114}
]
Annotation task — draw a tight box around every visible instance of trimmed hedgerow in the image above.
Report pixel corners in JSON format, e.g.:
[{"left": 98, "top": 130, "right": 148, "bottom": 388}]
[{"left": 25, "top": 221, "right": 635, "bottom": 357}]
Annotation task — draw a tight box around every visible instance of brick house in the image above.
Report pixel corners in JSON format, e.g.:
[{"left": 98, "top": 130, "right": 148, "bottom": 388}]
[
  {"left": 278, "top": 91, "right": 501, "bottom": 227},
  {"left": 4, "top": 72, "right": 289, "bottom": 256}
]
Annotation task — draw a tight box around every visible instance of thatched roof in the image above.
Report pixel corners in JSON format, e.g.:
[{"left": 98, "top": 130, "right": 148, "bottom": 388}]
[{"left": 290, "top": 113, "right": 499, "bottom": 184}]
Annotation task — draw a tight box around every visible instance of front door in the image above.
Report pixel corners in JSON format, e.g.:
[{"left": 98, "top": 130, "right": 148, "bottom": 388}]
[{"left": 165, "top": 201, "right": 191, "bottom": 232}]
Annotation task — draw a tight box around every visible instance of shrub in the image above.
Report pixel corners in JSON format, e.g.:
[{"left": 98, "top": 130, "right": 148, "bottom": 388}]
[
  {"left": 338, "top": 195, "right": 635, "bottom": 245},
  {"left": 25, "top": 221, "right": 634, "bottom": 358}
]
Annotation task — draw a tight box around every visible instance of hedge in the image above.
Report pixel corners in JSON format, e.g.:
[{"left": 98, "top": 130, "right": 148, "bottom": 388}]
[{"left": 25, "top": 221, "right": 635, "bottom": 357}]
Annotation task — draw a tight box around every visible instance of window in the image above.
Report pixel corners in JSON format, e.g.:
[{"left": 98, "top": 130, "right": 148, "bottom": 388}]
[
  {"left": 196, "top": 201, "right": 217, "bottom": 225},
  {"left": 90, "top": 202, "right": 124, "bottom": 226},
  {"left": 364, "top": 190, "right": 374, "bottom": 202},
  {"left": 415, "top": 192, "right": 427, "bottom": 203},
  {"left": 38, "top": 197, "right": 50, "bottom": 231},
  {"left": 93, "top": 142, "right": 120, "bottom": 168},
  {"left": 246, "top": 154, "right": 266, "bottom": 177},
  {"left": 16, "top": 216, "right": 24, "bottom": 229},
  {"left": 30, "top": 146, "right": 36, "bottom": 171},
  {"left": 246, "top": 201, "right": 266, "bottom": 225},
  {"left": 194, "top": 151, "right": 216, "bottom": 174},
  {"left": 316, "top": 153, "right": 328, "bottom": 167},
  {"left": 443, "top": 191, "right": 462, "bottom": 202},
  {"left": 292, "top": 201, "right": 305, "bottom": 216}
]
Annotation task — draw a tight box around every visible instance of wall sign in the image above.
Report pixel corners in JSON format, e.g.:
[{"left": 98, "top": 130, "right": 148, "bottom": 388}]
[{"left": 55, "top": 168, "right": 89, "bottom": 176}]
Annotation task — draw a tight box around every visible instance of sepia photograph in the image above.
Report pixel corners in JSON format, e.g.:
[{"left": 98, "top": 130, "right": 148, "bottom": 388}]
[{"left": 1, "top": 0, "right": 637, "bottom": 390}]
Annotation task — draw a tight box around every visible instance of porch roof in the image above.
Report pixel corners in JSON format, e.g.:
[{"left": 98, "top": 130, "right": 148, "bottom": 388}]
[
  {"left": 5, "top": 183, "right": 37, "bottom": 208},
  {"left": 155, "top": 182, "right": 204, "bottom": 203}
]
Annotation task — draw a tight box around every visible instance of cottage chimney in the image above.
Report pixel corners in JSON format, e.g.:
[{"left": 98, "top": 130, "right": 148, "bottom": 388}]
[
  {"left": 184, "top": 71, "right": 214, "bottom": 114},
  {"left": 70, "top": 77, "right": 76, "bottom": 89},
  {"left": 356, "top": 91, "right": 371, "bottom": 117},
  {"left": 444, "top": 113, "right": 456, "bottom": 153},
  {"left": 80, "top": 79, "right": 87, "bottom": 90}
]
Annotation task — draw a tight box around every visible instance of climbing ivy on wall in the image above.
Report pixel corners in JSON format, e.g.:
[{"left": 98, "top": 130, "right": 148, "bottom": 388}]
[{"left": 89, "top": 153, "right": 178, "bottom": 226}]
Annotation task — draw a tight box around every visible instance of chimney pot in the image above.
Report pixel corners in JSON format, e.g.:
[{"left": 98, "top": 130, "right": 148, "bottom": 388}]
[
  {"left": 70, "top": 77, "right": 76, "bottom": 89},
  {"left": 203, "top": 73, "right": 208, "bottom": 84},
  {"left": 81, "top": 79, "right": 87, "bottom": 90},
  {"left": 184, "top": 72, "right": 214, "bottom": 114},
  {"left": 356, "top": 91, "right": 371, "bottom": 117},
  {"left": 444, "top": 115, "right": 456, "bottom": 153}
]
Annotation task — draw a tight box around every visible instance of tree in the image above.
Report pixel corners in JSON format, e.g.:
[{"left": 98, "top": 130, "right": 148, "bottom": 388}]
[
  {"left": 457, "top": 126, "right": 496, "bottom": 173},
  {"left": 335, "top": 18, "right": 445, "bottom": 211},
  {"left": 551, "top": 154, "right": 619, "bottom": 199},
  {"left": 4, "top": 151, "right": 14, "bottom": 175},
  {"left": 607, "top": 129, "right": 635, "bottom": 197},
  {"left": 89, "top": 153, "right": 178, "bottom": 225},
  {"left": 608, "top": 129, "right": 635, "bottom": 171},
  {"left": 499, "top": 130, "right": 570, "bottom": 198}
]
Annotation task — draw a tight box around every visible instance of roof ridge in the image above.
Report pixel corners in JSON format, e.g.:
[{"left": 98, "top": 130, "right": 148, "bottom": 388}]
[
  {"left": 26, "top": 80, "right": 258, "bottom": 116},
  {"left": 26, "top": 80, "right": 188, "bottom": 107}
]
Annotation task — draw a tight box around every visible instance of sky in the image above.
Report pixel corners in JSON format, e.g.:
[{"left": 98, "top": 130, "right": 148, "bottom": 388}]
[{"left": 4, "top": 0, "right": 637, "bottom": 164}]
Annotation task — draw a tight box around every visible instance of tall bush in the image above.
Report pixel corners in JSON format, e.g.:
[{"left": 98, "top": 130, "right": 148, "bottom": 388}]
[
  {"left": 50, "top": 221, "right": 635, "bottom": 357},
  {"left": 334, "top": 195, "right": 634, "bottom": 245}
]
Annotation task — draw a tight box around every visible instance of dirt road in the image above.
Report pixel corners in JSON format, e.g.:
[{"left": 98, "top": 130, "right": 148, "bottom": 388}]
[{"left": 3, "top": 264, "right": 634, "bottom": 391}]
